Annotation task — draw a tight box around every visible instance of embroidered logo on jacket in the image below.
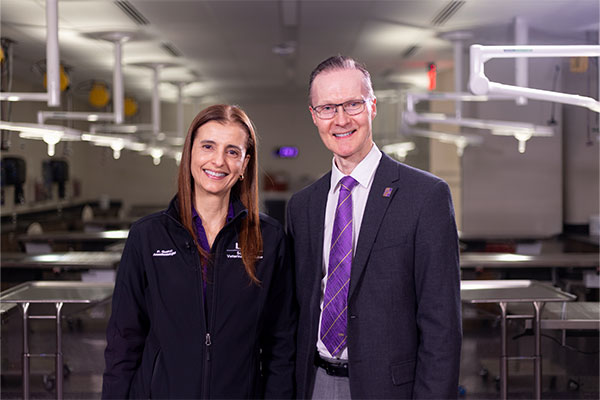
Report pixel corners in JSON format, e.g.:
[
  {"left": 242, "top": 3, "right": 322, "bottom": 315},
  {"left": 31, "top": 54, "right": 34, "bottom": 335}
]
[
  {"left": 226, "top": 242, "right": 264, "bottom": 259},
  {"left": 226, "top": 242, "right": 242, "bottom": 259},
  {"left": 153, "top": 249, "right": 177, "bottom": 257}
]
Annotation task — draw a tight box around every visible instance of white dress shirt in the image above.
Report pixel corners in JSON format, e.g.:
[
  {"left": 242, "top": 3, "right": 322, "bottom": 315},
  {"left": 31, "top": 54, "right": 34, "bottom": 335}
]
[{"left": 317, "top": 143, "right": 382, "bottom": 360}]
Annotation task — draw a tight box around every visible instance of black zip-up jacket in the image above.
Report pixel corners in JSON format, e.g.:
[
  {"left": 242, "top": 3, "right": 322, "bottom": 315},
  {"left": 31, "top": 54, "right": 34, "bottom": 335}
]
[{"left": 102, "top": 196, "right": 296, "bottom": 399}]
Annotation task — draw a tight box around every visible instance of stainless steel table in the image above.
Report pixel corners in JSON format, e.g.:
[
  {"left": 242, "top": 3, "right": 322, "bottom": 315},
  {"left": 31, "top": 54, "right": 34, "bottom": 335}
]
[
  {"left": 460, "top": 252, "right": 600, "bottom": 269},
  {"left": 1, "top": 251, "right": 121, "bottom": 271},
  {"left": 507, "top": 301, "right": 599, "bottom": 331},
  {"left": 83, "top": 217, "right": 137, "bottom": 230},
  {"left": 17, "top": 229, "right": 129, "bottom": 244},
  {"left": 0, "top": 281, "right": 114, "bottom": 400},
  {"left": 460, "top": 252, "right": 599, "bottom": 286},
  {"left": 460, "top": 280, "right": 576, "bottom": 400}
]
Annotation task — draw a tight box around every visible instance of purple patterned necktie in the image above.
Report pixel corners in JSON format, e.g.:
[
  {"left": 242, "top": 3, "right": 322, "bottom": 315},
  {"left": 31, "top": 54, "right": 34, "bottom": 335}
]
[{"left": 321, "top": 175, "right": 358, "bottom": 357}]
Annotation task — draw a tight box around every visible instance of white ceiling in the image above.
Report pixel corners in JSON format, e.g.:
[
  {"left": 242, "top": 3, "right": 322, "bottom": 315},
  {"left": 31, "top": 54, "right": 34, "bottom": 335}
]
[{"left": 1, "top": 0, "right": 599, "bottom": 104}]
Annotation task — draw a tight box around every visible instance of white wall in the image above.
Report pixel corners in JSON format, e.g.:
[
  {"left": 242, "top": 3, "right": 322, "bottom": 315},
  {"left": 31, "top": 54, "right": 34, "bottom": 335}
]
[
  {"left": 562, "top": 57, "right": 600, "bottom": 225},
  {"left": 460, "top": 57, "right": 564, "bottom": 238}
]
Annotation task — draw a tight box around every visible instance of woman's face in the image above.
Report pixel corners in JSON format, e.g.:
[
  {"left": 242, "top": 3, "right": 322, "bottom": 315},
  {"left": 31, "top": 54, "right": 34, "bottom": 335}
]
[{"left": 191, "top": 120, "right": 250, "bottom": 198}]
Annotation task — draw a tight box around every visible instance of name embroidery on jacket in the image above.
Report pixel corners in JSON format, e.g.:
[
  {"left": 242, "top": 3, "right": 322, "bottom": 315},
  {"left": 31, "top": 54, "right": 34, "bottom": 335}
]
[{"left": 153, "top": 249, "right": 177, "bottom": 257}]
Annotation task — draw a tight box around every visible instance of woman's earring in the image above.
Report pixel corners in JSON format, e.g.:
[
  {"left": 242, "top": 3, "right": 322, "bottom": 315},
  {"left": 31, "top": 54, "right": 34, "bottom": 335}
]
[{"left": 239, "top": 174, "right": 244, "bottom": 181}]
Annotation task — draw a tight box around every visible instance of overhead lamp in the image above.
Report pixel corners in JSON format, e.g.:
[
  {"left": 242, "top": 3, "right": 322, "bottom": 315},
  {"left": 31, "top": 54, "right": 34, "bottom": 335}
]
[
  {"left": 81, "top": 133, "right": 145, "bottom": 159},
  {"left": 403, "top": 91, "right": 554, "bottom": 153},
  {"left": 174, "top": 151, "right": 182, "bottom": 166},
  {"left": 38, "top": 110, "right": 118, "bottom": 124},
  {"left": 469, "top": 44, "right": 600, "bottom": 113},
  {"left": 149, "top": 148, "right": 164, "bottom": 165},
  {"left": 110, "top": 140, "right": 125, "bottom": 159},
  {"left": 382, "top": 142, "right": 416, "bottom": 162},
  {"left": 89, "top": 81, "right": 110, "bottom": 108},
  {"left": 41, "top": 131, "right": 61, "bottom": 156},
  {"left": 124, "top": 96, "right": 139, "bottom": 117},
  {"left": 90, "top": 123, "right": 152, "bottom": 134},
  {"left": 401, "top": 125, "right": 484, "bottom": 157},
  {"left": 0, "top": 121, "right": 81, "bottom": 156},
  {"left": 81, "top": 133, "right": 123, "bottom": 159},
  {"left": 490, "top": 128, "right": 534, "bottom": 154},
  {"left": 404, "top": 111, "right": 553, "bottom": 136}
]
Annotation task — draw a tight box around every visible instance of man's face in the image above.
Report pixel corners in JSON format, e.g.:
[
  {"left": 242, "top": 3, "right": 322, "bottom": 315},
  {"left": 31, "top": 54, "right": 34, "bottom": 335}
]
[{"left": 309, "top": 68, "right": 377, "bottom": 168}]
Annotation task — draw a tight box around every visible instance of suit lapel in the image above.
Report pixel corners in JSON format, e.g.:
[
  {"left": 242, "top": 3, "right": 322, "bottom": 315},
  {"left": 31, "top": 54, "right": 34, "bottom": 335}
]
[
  {"left": 308, "top": 173, "right": 330, "bottom": 301},
  {"left": 349, "top": 154, "right": 399, "bottom": 300}
]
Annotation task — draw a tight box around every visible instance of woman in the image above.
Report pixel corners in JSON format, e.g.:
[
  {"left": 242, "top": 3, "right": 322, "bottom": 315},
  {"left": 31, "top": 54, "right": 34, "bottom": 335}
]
[{"left": 102, "top": 105, "right": 296, "bottom": 399}]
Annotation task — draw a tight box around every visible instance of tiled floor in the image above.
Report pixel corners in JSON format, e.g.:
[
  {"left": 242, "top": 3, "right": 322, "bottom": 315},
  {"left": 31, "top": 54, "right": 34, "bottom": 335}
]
[{"left": 1, "top": 300, "right": 598, "bottom": 399}]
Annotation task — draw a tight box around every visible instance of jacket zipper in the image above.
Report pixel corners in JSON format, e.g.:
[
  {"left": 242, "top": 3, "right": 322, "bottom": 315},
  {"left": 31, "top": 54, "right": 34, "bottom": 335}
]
[
  {"left": 200, "top": 250, "right": 211, "bottom": 399},
  {"left": 202, "top": 225, "right": 230, "bottom": 399},
  {"left": 164, "top": 208, "right": 243, "bottom": 398}
]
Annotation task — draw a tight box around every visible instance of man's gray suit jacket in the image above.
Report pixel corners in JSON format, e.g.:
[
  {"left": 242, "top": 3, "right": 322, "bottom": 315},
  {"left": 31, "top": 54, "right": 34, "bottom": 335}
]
[{"left": 287, "top": 152, "right": 462, "bottom": 399}]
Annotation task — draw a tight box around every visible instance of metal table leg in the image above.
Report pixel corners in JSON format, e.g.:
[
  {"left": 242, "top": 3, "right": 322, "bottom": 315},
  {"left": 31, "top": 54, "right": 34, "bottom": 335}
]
[
  {"left": 55, "top": 302, "right": 64, "bottom": 400},
  {"left": 533, "top": 301, "right": 544, "bottom": 400},
  {"left": 21, "top": 302, "right": 31, "bottom": 400},
  {"left": 499, "top": 302, "right": 508, "bottom": 400}
]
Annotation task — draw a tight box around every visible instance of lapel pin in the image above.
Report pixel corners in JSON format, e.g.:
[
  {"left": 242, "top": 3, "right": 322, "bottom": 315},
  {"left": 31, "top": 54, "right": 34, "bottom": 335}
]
[{"left": 383, "top": 187, "right": 393, "bottom": 198}]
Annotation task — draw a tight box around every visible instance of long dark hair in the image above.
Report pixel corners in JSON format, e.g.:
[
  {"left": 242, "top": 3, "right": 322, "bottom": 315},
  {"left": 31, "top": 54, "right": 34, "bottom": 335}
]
[{"left": 177, "top": 104, "right": 262, "bottom": 284}]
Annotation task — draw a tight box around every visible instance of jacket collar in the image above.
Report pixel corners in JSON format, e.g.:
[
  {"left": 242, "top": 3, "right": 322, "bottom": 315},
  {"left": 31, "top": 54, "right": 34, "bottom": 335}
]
[{"left": 165, "top": 194, "right": 248, "bottom": 224}]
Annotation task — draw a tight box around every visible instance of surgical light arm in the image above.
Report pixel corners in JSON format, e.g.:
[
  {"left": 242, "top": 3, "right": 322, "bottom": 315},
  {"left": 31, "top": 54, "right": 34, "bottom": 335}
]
[{"left": 469, "top": 45, "right": 600, "bottom": 113}]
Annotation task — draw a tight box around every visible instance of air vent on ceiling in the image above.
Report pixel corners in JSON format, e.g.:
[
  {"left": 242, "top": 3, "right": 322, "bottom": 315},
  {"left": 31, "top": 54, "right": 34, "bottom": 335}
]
[
  {"left": 114, "top": 1, "right": 150, "bottom": 26},
  {"left": 431, "top": 1, "right": 465, "bottom": 27},
  {"left": 402, "top": 45, "right": 419, "bottom": 59},
  {"left": 161, "top": 42, "right": 182, "bottom": 58}
]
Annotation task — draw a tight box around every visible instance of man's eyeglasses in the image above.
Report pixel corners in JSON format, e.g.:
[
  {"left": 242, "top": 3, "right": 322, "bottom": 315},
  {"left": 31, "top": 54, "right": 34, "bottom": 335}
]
[{"left": 311, "top": 99, "right": 367, "bottom": 120}]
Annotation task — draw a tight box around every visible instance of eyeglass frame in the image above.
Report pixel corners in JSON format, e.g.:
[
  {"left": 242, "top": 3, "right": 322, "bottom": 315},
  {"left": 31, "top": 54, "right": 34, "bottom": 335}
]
[{"left": 310, "top": 98, "right": 372, "bottom": 120}]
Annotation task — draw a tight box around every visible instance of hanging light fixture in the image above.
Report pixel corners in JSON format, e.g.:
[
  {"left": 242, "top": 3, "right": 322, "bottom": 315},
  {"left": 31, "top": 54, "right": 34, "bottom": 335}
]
[{"left": 88, "top": 81, "right": 110, "bottom": 108}]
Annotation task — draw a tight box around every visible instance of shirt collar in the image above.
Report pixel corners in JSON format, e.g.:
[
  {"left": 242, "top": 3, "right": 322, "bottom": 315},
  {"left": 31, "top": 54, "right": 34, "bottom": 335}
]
[{"left": 330, "top": 142, "right": 382, "bottom": 190}]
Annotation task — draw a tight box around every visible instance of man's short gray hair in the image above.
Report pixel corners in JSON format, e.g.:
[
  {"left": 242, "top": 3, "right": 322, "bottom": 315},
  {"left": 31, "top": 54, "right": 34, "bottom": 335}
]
[{"left": 308, "top": 55, "right": 374, "bottom": 104}]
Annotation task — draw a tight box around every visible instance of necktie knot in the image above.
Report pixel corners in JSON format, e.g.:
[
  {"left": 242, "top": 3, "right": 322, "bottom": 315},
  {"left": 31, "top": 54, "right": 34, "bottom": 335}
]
[{"left": 339, "top": 176, "right": 358, "bottom": 193}]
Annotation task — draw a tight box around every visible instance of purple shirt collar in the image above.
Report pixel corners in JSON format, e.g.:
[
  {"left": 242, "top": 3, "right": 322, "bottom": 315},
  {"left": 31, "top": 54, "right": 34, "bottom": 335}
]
[{"left": 191, "top": 202, "right": 235, "bottom": 253}]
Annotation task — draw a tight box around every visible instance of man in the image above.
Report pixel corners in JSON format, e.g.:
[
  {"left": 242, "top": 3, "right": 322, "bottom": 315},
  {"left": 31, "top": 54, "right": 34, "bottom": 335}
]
[{"left": 286, "top": 55, "right": 462, "bottom": 399}]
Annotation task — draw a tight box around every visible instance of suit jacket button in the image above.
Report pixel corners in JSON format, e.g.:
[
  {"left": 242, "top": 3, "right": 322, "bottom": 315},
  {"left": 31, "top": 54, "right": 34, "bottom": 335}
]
[{"left": 350, "top": 315, "right": 357, "bottom": 319}]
